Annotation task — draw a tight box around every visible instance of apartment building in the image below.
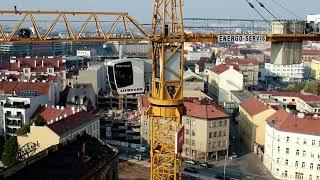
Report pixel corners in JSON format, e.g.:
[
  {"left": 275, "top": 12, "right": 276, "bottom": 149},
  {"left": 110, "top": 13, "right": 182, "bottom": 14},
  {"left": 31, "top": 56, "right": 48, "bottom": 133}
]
[
  {"left": 183, "top": 102, "right": 229, "bottom": 161},
  {"left": 264, "top": 62, "right": 304, "bottom": 82},
  {"left": 239, "top": 97, "right": 276, "bottom": 151},
  {"left": 224, "top": 58, "right": 259, "bottom": 87},
  {"left": 0, "top": 82, "right": 55, "bottom": 138},
  {"left": 77, "top": 63, "right": 107, "bottom": 94},
  {"left": 17, "top": 111, "right": 100, "bottom": 155},
  {"left": 185, "top": 50, "right": 212, "bottom": 61},
  {"left": 302, "top": 49, "right": 320, "bottom": 61},
  {"left": 208, "top": 64, "right": 243, "bottom": 103},
  {"left": 264, "top": 109, "right": 320, "bottom": 180},
  {"left": 184, "top": 69, "right": 204, "bottom": 91}
]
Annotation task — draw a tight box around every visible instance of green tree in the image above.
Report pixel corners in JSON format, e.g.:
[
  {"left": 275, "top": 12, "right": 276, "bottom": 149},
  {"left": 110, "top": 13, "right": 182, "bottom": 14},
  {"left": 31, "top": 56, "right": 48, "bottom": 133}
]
[
  {"left": 16, "top": 123, "right": 31, "bottom": 136},
  {"left": 1, "top": 136, "right": 18, "bottom": 167},
  {"left": 34, "top": 115, "right": 47, "bottom": 126}
]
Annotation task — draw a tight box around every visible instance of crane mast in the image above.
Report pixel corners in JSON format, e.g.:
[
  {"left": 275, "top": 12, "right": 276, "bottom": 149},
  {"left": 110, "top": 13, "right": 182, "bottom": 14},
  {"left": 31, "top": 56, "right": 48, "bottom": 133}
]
[{"left": 148, "top": 0, "right": 185, "bottom": 179}]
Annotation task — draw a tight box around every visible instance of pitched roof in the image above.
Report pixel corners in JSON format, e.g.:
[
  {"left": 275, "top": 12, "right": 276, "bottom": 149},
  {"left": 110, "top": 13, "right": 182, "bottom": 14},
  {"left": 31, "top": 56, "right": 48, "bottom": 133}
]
[
  {"left": 0, "top": 81, "right": 50, "bottom": 95},
  {"left": 184, "top": 102, "right": 228, "bottom": 120},
  {"left": 267, "top": 109, "right": 320, "bottom": 135},
  {"left": 240, "top": 97, "right": 271, "bottom": 116},
  {"left": 210, "top": 64, "right": 240, "bottom": 75},
  {"left": 48, "top": 111, "right": 98, "bottom": 136},
  {"left": 303, "top": 49, "right": 320, "bottom": 56},
  {"left": 225, "top": 58, "right": 259, "bottom": 66},
  {"left": 34, "top": 105, "right": 74, "bottom": 123},
  {"left": 258, "top": 91, "right": 320, "bottom": 102},
  {"left": 139, "top": 96, "right": 151, "bottom": 108},
  {"left": 9, "top": 57, "right": 65, "bottom": 72}
]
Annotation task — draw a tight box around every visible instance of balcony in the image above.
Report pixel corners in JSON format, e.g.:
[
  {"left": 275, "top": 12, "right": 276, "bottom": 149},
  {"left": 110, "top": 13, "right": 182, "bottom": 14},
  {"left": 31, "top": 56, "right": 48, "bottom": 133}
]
[
  {"left": 6, "top": 119, "right": 22, "bottom": 127},
  {"left": 6, "top": 115, "right": 23, "bottom": 121},
  {"left": 4, "top": 103, "right": 30, "bottom": 109}
]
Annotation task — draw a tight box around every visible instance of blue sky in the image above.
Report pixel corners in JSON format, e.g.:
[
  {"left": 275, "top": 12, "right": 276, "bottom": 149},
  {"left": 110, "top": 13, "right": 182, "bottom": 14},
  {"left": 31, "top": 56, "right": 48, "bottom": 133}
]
[{"left": 1, "top": 0, "right": 319, "bottom": 23}]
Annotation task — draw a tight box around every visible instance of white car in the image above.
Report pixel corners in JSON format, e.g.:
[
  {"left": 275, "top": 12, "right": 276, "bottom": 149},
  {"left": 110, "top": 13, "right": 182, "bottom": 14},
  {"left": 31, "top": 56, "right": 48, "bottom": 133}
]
[
  {"left": 136, "top": 146, "right": 147, "bottom": 153},
  {"left": 185, "top": 160, "right": 197, "bottom": 165}
]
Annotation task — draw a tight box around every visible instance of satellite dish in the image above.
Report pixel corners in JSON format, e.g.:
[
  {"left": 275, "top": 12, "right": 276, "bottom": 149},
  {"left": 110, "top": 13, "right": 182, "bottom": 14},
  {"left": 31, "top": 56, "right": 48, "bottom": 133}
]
[{"left": 17, "top": 142, "right": 37, "bottom": 160}]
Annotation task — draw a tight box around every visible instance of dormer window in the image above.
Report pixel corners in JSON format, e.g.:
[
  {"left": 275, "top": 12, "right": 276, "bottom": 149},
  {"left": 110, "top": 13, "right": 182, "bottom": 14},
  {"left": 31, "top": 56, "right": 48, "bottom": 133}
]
[
  {"left": 48, "top": 68, "right": 54, "bottom": 74},
  {"left": 23, "top": 68, "right": 30, "bottom": 74}
]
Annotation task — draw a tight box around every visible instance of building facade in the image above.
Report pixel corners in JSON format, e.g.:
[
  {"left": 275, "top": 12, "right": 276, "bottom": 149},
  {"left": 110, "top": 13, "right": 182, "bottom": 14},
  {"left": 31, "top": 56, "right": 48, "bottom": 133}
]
[
  {"left": 264, "top": 109, "right": 320, "bottom": 180},
  {"left": 264, "top": 62, "right": 304, "bottom": 82}
]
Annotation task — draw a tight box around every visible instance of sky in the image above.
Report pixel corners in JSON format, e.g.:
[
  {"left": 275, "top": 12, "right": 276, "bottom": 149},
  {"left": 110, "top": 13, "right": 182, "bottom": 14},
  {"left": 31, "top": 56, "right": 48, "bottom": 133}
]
[{"left": 1, "top": 0, "right": 319, "bottom": 23}]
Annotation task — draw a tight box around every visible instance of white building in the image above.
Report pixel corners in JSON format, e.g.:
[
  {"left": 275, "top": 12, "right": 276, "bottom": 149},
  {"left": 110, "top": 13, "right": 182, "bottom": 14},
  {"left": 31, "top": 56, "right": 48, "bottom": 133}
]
[
  {"left": 264, "top": 63, "right": 304, "bottom": 82},
  {"left": 264, "top": 109, "right": 320, "bottom": 180},
  {"left": 185, "top": 50, "right": 212, "bottom": 61},
  {"left": 78, "top": 62, "right": 107, "bottom": 94},
  {"left": 0, "top": 82, "right": 55, "bottom": 137},
  {"left": 76, "top": 49, "right": 97, "bottom": 58},
  {"left": 208, "top": 64, "right": 243, "bottom": 104}
]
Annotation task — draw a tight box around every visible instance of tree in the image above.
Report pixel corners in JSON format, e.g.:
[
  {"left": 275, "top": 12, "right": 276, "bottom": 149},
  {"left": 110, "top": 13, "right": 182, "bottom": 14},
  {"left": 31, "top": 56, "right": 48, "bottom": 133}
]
[
  {"left": 1, "top": 136, "right": 18, "bottom": 167},
  {"left": 34, "top": 115, "right": 47, "bottom": 126},
  {"left": 16, "top": 123, "right": 31, "bottom": 136}
]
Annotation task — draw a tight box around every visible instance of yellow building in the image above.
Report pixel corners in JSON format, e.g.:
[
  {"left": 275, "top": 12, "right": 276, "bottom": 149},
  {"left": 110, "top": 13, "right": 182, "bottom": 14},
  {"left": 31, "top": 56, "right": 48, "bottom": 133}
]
[
  {"left": 310, "top": 58, "right": 320, "bottom": 80},
  {"left": 18, "top": 111, "right": 100, "bottom": 155},
  {"left": 239, "top": 97, "right": 276, "bottom": 152}
]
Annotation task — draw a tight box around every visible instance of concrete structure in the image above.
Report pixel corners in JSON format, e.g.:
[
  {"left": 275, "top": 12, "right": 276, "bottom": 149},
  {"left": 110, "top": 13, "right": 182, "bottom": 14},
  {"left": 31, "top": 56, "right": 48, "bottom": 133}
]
[
  {"left": 17, "top": 111, "right": 99, "bottom": 155},
  {"left": 6, "top": 134, "right": 119, "bottom": 180},
  {"left": 239, "top": 97, "right": 276, "bottom": 151},
  {"left": 78, "top": 63, "right": 107, "bottom": 94},
  {"left": 264, "top": 109, "right": 320, "bottom": 180},
  {"left": 66, "top": 84, "right": 96, "bottom": 111},
  {"left": 0, "top": 82, "right": 55, "bottom": 137},
  {"left": 183, "top": 102, "right": 229, "bottom": 161},
  {"left": 264, "top": 62, "right": 304, "bottom": 82},
  {"left": 208, "top": 64, "right": 243, "bottom": 104},
  {"left": 224, "top": 58, "right": 259, "bottom": 87},
  {"left": 271, "top": 21, "right": 304, "bottom": 65}
]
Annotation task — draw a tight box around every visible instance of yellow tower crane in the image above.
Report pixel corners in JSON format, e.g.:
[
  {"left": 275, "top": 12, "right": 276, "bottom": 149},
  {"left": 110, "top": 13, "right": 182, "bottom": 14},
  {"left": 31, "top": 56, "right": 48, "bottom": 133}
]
[{"left": 1, "top": 1, "right": 320, "bottom": 180}]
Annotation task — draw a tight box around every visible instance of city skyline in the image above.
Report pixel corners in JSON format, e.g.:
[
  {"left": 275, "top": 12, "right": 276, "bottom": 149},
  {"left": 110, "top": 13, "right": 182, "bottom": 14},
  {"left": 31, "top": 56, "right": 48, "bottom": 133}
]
[{"left": 1, "top": 0, "right": 320, "bottom": 23}]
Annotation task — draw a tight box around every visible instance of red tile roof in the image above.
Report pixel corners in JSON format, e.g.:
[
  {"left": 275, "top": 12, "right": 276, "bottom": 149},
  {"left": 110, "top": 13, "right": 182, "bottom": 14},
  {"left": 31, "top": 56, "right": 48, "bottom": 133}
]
[
  {"left": 35, "top": 105, "right": 74, "bottom": 123},
  {"left": 184, "top": 102, "right": 228, "bottom": 120},
  {"left": 0, "top": 81, "right": 50, "bottom": 95},
  {"left": 210, "top": 64, "right": 240, "bottom": 74},
  {"left": 258, "top": 91, "right": 320, "bottom": 102},
  {"left": 139, "top": 96, "right": 151, "bottom": 108},
  {"left": 9, "top": 57, "right": 65, "bottom": 72},
  {"left": 267, "top": 109, "right": 320, "bottom": 135},
  {"left": 48, "top": 111, "right": 98, "bottom": 136},
  {"left": 225, "top": 58, "right": 259, "bottom": 66},
  {"left": 240, "top": 97, "right": 271, "bottom": 116},
  {"left": 303, "top": 50, "right": 320, "bottom": 56}
]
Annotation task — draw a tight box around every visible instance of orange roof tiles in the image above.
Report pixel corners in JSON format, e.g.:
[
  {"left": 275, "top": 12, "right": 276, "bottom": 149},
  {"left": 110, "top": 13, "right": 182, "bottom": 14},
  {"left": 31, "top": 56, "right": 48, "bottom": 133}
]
[
  {"left": 0, "top": 81, "right": 50, "bottom": 95},
  {"left": 267, "top": 109, "right": 320, "bottom": 135},
  {"left": 9, "top": 57, "right": 65, "bottom": 72},
  {"left": 35, "top": 105, "right": 74, "bottom": 123},
  {"left": 184, "top": 102, "right": 228, "bottom": 120},
  {"left": 225, "top": 58, "right": 259, "bottom": 66},
  {"left": 240, "top": 97, "right": 271, "bottom": 116},
  {"left": 303, "top": 49, "right": 320, "bottom": 56},
  {"left": 210, "top": 64, "right": 240, "bottom": 75}
]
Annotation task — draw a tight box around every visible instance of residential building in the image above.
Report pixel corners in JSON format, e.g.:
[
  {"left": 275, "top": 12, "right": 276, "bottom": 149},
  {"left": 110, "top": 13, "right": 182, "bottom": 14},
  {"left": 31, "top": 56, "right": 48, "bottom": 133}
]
[
  {"left": 6, "top": 134, "right": 119, "bottom": 180},
  {"left": 184, "top": 69, "right": 204, "bottom": 91},
  {"left": 256, "top": 91, "right": 320, "bottom": 113},
  {"left": 183, "top": 102, "right": 229, "bottom": 161},
  {"left": 302, "top": 49, "right": 320, "bottom": 61},
  {"left": 66, "top": 84, "right": 96, "bottom": 111},
  {"left": 78, "top": 62, "right": 107, "bottom": 94},
  {"left": 65, "top": 56, "right": 90, "bottom": 69},
  {"left": 17, "top": 111, "right": 100, "bottom": 154},
  {"left": 309, "top": 58, "right": 320, "bottom": 80},
  {"left": 264, "top": 109, "right": 320, "bottom": 180},
  {"left": 264, "top": 62, "right": 304, "bottom": 82},
  {"left": 239, "top": 97, "right": 276, "bottom": 152},
  {"left": 32, "top": 105, "right": 74, "bottom": 123},
  {"left": 185, "top": 50, "right": 212, "bottom": 61},
  {"left": 224, "top": 58, "right": 259, "bottom": 87},
  {"left": 208, "top": 64, "right": 243, "bottom": 104},
  {"left": 0, "top": 82, "right": 55, "bottom": 137}
]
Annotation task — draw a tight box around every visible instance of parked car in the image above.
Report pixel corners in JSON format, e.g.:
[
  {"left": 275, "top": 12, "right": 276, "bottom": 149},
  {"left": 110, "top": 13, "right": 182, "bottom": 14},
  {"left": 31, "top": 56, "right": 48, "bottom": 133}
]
[
  {"left": 136, "top": 146, "right": 147, "bottom": 153},
  {"left": 133, "top": 154, "right": 143, "bottom": 161},
  {"left": 185, "top": 160, "right": 197, "bottom": 165},
  {"left": 229, "top": 152, "right": 238, "bottom": 160},
  {"left": 199, "top": 163, "right": 210, "bottom": 168},
  {"left": 183, "top": 167, "right": 198, "bottom": 174}
]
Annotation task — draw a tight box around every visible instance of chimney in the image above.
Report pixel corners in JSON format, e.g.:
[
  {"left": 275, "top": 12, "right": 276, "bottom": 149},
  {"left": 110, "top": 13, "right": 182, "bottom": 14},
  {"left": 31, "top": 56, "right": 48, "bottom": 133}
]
[
  {"left": 45, "top": 104, "right": 48, "bottom": 107},
  {"left": 41, "top": 60, "right": 44, "bottom": 67},
  {"left": 71, "top": 106, "right": 76, "bottom": 114},
  {"left": 18, "top": 60, "right": 20, "bottom": 68},
  {"left": 50, "top": 120, "right": 53, "bottom": 124},
  {"left": 55, "top": 117, "right": 59, "bottom": 121},
  {"left": 34, "top": 60, "right": 37, "bottom": 67},
  {"left": 59, "top": 116, "right": 62, "bottom": 120},
  {"left": 64, "top": 114, "right": 67, "bottom": 118},
  {"left": 61, "top": 106, "right": 64, "bottom": 110},
  {"left": 52, "top": 105, "right": 54, "bottom": 108},
  {"left": 56, "top": 105, "right": 60, "bottom": 110},
  {"left": 82, "top": 143, "right": 86, "bottom": 155},
  {"left": 57, "top": 60, "right": 60, "bottom": 67}
]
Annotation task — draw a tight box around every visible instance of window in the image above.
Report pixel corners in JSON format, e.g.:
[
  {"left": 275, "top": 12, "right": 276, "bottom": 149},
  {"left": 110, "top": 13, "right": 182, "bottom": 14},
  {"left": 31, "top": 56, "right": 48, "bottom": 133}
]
[
  {"left": 186, "top": 129, "right": 189, "bottom": 135},
  {"left": 310, "top": 163, "right": 314, "bottom": 170},
  {"left": 214, "top": 132, "right": 217, "bottom": 137},
  {"left": 185, "top": 119, "right": 190, "bottom": 124},
  {"left": 283, "top": 99, "right": 287, "bottom": 102},
  {"left": 192, "top": 140, "right": 195, "bottom": 146},
  {"left": 192, "top": 130, "right": 195, "bottom": 136},
  {"left": 277, "top": 146, "right": 280, "bottom": 153},
  {"left": 310, "top": 175, "right": 313, "bottom": 180},
  {"left": 312, "top": 140, "right": 316, "bottom": 146},
  {"left": 303, "top": 150, "right": 306, "bottom": 157},
  {"left": 286, "top": 148, "right": 289, "bottom": 154},
  {"left": 296, "top": 138, "right": 300, "bottom": 144},
  {"left": 285, "top": 159, "right": 288, "bottom": 165},
  {"left": 209, "top": 132, "right": 212, "bottom": 138},
  {"left": 311, "top": 153, "right": 315, "bottom": 158},
  {"left": 304, "top": 139, "right": 307, "bottom": 145},
  {"left": 317, "top": 164, "right": 320, "bottom": 170},
  {"left": 186, "top": 139, "right": 190, "bottom": 145},
  {"left": 277, "top": 158, "right": 279, "bottom": 163},
  {"left": 219, "top": 121, "right": 222, "bottom": 126},
  {"left": 296, "top": 150, "right": 300, "bottom": 156},
  {"left": 295, "top": 172, "right": 304, "bottom": 180},
  {"left": 277, "top": 135, "right": 280, "bottom": 141},
  {"left": 286, "top": 137, "right": 290, "bottom": 143},
  {"left": 295, "top": 161, "right": 298, "bottom": 167},
  {"left": 284, "top": 171, "right": 288, "bottom": 177},
  {"left": 302, "top": 162, "right": 305, "bottom": 168},
  {"left": 192, "top": 120, "right": 196, "bottom": 126}
]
